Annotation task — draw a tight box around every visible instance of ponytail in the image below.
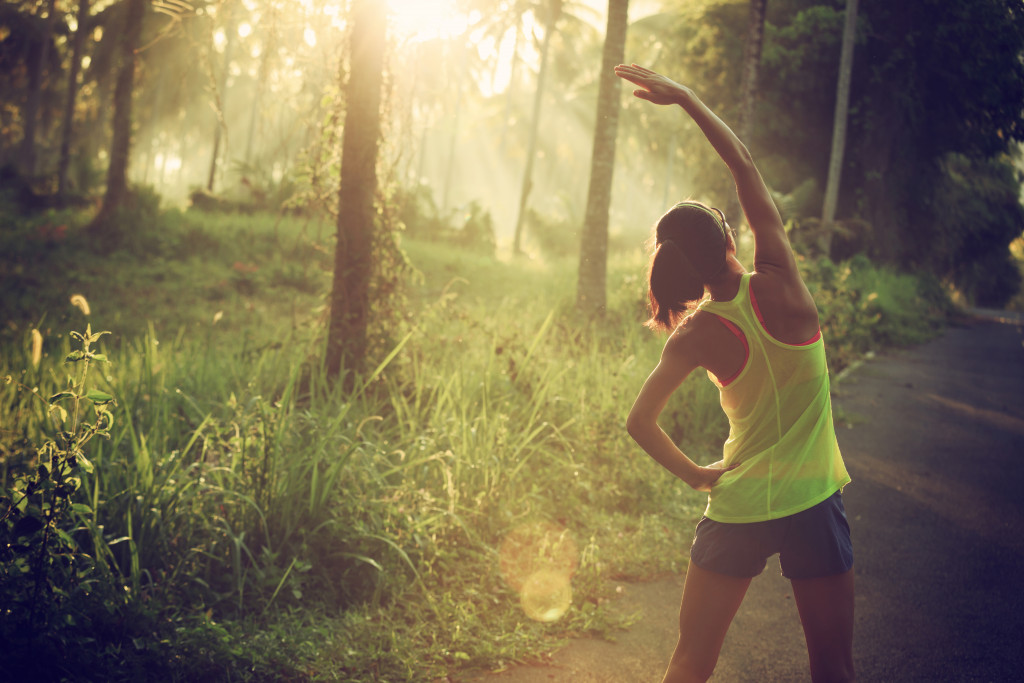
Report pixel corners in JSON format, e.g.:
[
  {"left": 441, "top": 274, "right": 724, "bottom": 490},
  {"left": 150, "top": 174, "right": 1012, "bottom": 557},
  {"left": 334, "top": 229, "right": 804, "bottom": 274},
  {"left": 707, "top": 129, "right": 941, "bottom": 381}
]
[
  {"left": 646, "top": 239, "right": 705, "bottom": 332},
  {"left": 644, "top": 200, "right": 730, "bottom": 333}
]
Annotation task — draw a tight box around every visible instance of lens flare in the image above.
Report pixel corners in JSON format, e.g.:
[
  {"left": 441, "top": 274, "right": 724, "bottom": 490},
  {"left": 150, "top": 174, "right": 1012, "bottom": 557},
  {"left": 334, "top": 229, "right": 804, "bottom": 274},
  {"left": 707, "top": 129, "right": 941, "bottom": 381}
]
[
  {"left": 520, "top": 568, "right": 572, "bottom": 623},
  {"left": 499, "top": 521, "right": 578, "bottom": 622}
]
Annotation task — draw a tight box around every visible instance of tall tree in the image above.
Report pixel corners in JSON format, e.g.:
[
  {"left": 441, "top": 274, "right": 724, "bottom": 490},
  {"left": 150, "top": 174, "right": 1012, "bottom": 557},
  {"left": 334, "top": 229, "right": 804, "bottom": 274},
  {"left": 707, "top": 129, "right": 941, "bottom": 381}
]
[
  {"left": 57, "top": 0, "right": 90, "bottom": 195},
  {"left": 724, "top": 0, "right": 767, "bottom": 229},
  {"left": 325, "top": 0, "right": 387, "bottom": 383},
  {"left": 512, "top": 0, "right": 563, "bottom": 255},
  {"left": 90, "top": 0, "right": 146, "bottom": 230},
  {"left": 738, "top": 0, "right": 767, "bottom": 142},
  {"left": 819, "top": 0, "right": 857, "bottom": 255},
  {"left": 17, "top": 0, "right": 58, "bottom": 176},
  {"left": 206, "top": 3, "right": 237, "bottom": 192},
  {"left": 576, "top": 0, "right": 629, "bottom": 315}
]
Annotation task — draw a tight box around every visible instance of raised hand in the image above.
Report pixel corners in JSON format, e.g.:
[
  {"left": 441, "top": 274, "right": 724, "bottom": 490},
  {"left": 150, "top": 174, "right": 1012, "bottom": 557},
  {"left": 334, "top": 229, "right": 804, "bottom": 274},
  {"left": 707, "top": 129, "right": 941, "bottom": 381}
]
[{"left": 614, "top": 63, "right": 692, "bottom": 106}]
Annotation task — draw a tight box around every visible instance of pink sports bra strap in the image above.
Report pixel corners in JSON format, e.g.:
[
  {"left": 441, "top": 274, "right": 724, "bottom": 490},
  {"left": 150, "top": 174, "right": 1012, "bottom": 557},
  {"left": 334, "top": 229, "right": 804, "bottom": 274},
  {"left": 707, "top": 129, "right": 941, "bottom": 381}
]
[{"left": 711, "top": 314, "right": 748, "bottom": 386}]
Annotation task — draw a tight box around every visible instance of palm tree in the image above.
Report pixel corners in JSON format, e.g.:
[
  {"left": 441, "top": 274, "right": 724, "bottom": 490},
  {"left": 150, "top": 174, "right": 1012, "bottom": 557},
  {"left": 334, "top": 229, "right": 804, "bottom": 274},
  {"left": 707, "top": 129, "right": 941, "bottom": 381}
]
[
  {"left": 90, "top": 0, "right": 146, "bottom": 232},
  {"left": 326, "top": 0, "right": 387, "bottom": 383},
  {"left": 724, "top": 0, "right": 767, "bottom": 230},
  {"left": 512, "top": 0, "right": 562, "bottom": 254},
  {"left": 57, "top": 0, "right": 91, "bottom": 195},
  {"left": 820, "top": 0, "right": 859, "bottom": 255},
  {"left": 576, "top": 0, "right": 629, "bottom": 315},
  {"left": 206, "top": 2, "right": 238, "bottom": 192}
]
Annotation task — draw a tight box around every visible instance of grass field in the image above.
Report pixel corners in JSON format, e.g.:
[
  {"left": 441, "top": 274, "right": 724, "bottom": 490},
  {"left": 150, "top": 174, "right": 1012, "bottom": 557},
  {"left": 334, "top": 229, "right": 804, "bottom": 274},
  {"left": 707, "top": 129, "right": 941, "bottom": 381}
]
[{"left": 0, "top": 206, "right": 950, "bottom": 680}]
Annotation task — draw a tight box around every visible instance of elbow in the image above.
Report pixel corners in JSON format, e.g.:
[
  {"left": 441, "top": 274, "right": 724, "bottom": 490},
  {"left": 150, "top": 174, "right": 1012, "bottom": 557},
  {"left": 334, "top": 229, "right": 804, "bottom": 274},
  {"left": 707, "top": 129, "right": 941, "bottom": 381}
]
[{"left": 625, "top": 411, "right": 645, "bottom": 442}]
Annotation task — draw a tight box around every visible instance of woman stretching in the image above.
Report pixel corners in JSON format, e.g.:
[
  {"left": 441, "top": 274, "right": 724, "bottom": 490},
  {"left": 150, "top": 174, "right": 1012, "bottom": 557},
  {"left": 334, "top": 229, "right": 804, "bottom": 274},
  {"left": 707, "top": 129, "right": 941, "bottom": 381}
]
[{"left": 618, "top": 64, "right": 855, "bottom": 683}]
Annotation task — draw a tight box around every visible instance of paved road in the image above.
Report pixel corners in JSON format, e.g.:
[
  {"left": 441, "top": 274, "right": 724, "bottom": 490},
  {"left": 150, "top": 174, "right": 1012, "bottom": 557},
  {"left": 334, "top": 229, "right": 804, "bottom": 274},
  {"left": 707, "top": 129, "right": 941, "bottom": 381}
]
[{"left": 457, "top": 312, "right": 1024, "bottom": 682}]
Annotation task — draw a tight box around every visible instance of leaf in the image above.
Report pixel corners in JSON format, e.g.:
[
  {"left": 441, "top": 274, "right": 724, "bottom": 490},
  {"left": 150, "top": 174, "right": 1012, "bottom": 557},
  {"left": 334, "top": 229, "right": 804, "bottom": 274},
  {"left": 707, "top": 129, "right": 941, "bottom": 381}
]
[
  {"left": 48, "top": 391, "right": 76, "bottom": 404},
  {"left": 12, "top": 515, "right": 44, "bottom": 538},
  {"left": 90, "top": 353, "right": 109, "bottom": 362},
  {"left": 65, "top": 350, "right": 86, "bottom": 362},
  {"left": 75, "top": 453, "right": 95, "bottom": 474},
  {"left": 86, "top": 389, "right": 114, "bottom": 404},
  {"left": 48, "top": 403, "right": 68, "bottom": 426}
]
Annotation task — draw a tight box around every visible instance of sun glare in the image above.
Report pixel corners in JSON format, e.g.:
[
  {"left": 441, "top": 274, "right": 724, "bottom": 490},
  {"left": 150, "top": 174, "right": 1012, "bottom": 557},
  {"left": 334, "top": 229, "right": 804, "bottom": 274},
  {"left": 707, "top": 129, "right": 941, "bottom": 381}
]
[{"left": 387, "top": 0, "right": 470, "bottom": 42}]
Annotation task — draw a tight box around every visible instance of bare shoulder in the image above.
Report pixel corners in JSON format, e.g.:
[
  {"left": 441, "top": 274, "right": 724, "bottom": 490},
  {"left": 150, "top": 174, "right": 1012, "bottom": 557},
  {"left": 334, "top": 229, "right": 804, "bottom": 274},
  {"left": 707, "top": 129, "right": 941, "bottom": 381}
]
[
  {"left": 664, "top": 311, "right": 715, "bottom": 361},
  {"left": 749, "top": 265, "right": 812, "bottom": 301}
]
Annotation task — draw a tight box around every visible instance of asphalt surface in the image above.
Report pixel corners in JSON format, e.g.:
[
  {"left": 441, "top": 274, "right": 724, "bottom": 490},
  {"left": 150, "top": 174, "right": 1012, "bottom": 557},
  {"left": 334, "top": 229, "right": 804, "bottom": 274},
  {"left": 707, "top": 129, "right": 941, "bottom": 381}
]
[{"left": 456, "top": 311, "right": 1024, "bottom": 682}]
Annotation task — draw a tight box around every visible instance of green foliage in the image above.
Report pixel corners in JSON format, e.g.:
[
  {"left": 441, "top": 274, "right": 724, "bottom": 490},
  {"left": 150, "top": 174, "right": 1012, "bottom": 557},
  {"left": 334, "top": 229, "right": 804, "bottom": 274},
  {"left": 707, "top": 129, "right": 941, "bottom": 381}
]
[
  {"left": 801, "top": 253, "right": 951, "bottom": 372},
  {"left": 656, "top": 0, "right": 1024, "bottom": 303},
  {"left": 0, "top": 205, "right": 951, "bottom": 679},
  {"left": 395, "top": 181, "right": 497, "bottom": 254},
  {"left": 85, "top": 184, "right": 164, "bottom": 254},
  {"left": 523, "top": 207, "right": 580, "bottom": 258},
  {"left": 930, "top": 154, "right": 1024, "bottom": 307},
  {"left": 0, "top": 322, "right": 128, "bottom": 670}
]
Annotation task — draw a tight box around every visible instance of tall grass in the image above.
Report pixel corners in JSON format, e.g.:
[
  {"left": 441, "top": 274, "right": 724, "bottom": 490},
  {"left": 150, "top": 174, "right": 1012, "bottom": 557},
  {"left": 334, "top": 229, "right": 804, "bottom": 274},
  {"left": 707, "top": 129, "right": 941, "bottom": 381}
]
[{"left": 0, "top": 210, "right": 950, "bottom": 680}]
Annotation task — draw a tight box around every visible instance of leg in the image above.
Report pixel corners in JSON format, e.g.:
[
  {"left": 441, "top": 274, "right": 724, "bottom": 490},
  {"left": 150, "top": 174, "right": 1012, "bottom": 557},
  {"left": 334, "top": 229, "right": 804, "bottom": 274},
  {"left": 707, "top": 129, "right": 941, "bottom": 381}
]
[
  {"left": 791, "top": 569, "right": 855, "bottom": 682},
  {"left": 662, "top": 562, "right": 752, "bottom": 683}
]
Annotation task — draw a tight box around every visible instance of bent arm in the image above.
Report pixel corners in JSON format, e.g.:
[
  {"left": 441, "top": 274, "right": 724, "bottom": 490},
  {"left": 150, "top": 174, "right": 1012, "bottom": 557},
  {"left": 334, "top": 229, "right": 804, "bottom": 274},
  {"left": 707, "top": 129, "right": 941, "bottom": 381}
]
[
  {"left": 615, "top": 64, "right": 795, "bottom": 274},
  {"left": 626, "top": 330, "right": 730, "bottom": 492}
]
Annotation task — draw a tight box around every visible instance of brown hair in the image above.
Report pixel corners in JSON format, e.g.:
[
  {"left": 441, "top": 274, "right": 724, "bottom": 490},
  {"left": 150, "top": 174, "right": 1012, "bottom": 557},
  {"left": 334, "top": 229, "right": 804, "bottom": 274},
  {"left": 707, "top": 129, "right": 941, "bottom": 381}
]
[{"left": 645, "top": 201, "right": 730, "bottom": 332}]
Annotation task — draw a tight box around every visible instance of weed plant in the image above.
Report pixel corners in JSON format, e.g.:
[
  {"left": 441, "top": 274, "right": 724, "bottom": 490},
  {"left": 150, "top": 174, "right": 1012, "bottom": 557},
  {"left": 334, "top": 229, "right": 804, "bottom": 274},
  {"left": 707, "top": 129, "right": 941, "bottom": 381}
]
[{"left": 0, "top": 207, "right": 950, "bottom": 680}]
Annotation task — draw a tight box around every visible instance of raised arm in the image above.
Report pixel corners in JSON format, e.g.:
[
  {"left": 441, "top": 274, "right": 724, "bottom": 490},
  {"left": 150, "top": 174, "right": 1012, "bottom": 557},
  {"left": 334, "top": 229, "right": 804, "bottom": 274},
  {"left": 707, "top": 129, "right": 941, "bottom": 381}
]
[{"left": 615, "top": 64, "right": 795, "bottom": 275}]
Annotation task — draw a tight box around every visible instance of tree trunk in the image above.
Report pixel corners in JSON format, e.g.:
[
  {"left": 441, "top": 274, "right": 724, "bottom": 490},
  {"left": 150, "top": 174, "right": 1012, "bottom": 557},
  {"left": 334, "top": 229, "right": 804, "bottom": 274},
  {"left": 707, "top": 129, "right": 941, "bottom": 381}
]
[
  {"left": 820, "top": 0, "right": 859, "bottom": 255},
  {"left": 58, "top": 0, "right": 90, "bottom": 196},
  {"left": 207, "top": 5, "right": 237, "bottom": 192},
  {"left": 512, "top": 0, "right": 562, "bottom": 255},
  {"left": 92, "top": 0, "right": 146, "bottom": 228},
  {"left": 738, "top": 0, "right": 767, "bottom": 142},
  {"left": 725, "top": 0, "right": 767, "bottom": 230},
  {"left": 498, "top": 25, "right": 521, "bottom": 154},
  {"left": 325, "top": 0, "right": 387, "bottom": 383},
  {"left": 576, "top": 0, "right": 629, "bottom": 315},
  {"left": 19, "top": 0, "right": 58, "bottom": 177}
]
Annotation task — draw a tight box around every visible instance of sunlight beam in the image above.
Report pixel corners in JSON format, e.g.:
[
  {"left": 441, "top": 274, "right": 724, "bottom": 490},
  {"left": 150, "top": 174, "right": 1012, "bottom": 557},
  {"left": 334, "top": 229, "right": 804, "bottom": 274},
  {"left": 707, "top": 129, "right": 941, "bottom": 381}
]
[{"left": 387, "top": 0, "right": 470, "bottom": 42}]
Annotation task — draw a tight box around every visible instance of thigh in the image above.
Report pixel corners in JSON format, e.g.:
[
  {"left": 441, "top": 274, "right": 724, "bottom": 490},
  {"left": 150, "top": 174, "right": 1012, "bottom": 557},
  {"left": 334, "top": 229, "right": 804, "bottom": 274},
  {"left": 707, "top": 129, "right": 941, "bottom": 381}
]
[
  {"left": 791, "top": 569, "right": 855, "bottom": 682},
  {"left": 673, "top": 563, "right": 752, "bottom": 674}
]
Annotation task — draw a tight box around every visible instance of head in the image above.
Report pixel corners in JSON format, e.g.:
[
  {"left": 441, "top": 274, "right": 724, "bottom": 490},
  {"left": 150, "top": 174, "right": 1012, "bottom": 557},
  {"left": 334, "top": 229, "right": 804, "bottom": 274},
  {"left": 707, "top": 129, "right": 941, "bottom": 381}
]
[{"left": 645, "top": 200, "right": 735, "bottom": 332}]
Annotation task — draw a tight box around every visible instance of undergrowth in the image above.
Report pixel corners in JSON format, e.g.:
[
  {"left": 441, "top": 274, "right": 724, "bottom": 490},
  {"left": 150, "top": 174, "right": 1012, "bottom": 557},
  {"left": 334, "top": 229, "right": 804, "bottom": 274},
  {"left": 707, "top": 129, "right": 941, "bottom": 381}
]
[{"left": 0, "top": 207, "right": 950, "bottom": 680}]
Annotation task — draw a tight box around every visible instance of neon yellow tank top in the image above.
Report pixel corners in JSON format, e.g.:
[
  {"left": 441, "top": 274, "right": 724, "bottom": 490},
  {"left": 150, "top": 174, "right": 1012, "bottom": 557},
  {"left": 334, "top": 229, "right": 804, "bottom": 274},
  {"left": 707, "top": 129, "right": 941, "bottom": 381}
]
[{"left": 696, "top": 273, "right": 850, "bottom": 523}]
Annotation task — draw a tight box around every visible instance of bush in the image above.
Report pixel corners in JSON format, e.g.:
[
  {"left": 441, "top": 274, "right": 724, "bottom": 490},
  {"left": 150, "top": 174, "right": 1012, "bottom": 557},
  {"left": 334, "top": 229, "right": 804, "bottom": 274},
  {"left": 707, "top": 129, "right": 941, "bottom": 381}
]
[
  {"left": 396, "top": 182, "right": 496, "bottom": 253},
  {"left": 802, "top": 253, "right": 951, "bottom": 371}
]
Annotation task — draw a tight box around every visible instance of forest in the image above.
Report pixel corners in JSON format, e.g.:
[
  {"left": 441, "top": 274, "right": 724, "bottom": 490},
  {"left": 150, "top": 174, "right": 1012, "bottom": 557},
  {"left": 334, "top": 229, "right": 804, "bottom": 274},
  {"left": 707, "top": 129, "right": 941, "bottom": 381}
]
[{"left": 1, "top": 0, "right": 1022, "bottom": 680}]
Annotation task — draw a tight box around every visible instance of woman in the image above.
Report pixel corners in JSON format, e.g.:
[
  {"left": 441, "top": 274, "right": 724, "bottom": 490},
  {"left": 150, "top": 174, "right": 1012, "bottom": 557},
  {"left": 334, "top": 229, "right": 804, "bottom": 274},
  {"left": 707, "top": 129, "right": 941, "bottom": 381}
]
[{"left": 617, "top": 64, "right": 855, "bottom": 683}]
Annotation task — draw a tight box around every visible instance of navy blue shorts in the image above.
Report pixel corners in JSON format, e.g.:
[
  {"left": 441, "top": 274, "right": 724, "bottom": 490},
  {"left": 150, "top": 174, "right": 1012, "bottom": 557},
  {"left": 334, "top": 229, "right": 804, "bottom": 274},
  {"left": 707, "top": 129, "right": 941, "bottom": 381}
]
[{"left": 690, "top": 490, "right": 853, "bottom": 580}]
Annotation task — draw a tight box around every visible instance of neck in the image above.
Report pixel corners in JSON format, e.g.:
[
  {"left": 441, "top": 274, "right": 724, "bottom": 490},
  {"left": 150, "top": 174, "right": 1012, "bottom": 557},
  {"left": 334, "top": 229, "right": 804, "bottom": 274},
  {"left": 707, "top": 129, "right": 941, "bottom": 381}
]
[{"left": 706, "top": 256, "right": 746, "bottom": 302}]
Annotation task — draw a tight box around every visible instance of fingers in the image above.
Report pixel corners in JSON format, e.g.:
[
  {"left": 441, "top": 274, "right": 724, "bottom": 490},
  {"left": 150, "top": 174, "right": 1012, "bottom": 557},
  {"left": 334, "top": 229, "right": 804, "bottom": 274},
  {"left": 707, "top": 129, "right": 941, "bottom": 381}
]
[{"left": 614, "top": 64, "right": 651, "bottom": 77}]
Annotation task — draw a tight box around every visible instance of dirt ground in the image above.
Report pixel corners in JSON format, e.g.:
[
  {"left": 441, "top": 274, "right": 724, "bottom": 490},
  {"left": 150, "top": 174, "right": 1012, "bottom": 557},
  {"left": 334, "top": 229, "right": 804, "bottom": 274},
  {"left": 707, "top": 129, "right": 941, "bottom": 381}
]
[{"left": 454, "top": 310, "right": 1024, "bottom": 682}]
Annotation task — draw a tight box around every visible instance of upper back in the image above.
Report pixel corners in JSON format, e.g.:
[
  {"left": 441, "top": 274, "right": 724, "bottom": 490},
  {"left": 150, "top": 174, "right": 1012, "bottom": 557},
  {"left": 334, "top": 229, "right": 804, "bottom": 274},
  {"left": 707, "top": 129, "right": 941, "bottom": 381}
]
[{"left": 747, "top": 269, "right": 820, "bottom": 346}]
